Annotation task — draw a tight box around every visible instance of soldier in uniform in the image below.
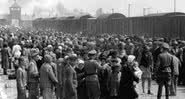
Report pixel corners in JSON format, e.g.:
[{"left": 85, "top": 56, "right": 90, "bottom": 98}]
[
  {"left": 156, "top": 43, "right": 174, "bottom": 99},
  {"left": 84, "top": 50, "right": 105, "bottom": 99},
  {"left": 40, "top": 54, "right": 58, "bottom": 99},
  {"left": 27, "top": 49, "right": 40, "bottom": 99},
  {"left": 64, "top": 54, "right": 78, "bottom": 99},
  {"left": 16, "top": 57, "right": 27, "bottom": 99}
]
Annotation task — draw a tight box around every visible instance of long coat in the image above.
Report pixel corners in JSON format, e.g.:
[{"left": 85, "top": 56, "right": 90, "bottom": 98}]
[
  {"left": 16, "top": 67, "right": 27, "bottom": 99},
  {"left": 40, "top": 63, "right": 58, "bottom": 99},
  {"left": 119, "top": 65, "right": 139, "bottom": 99},
  {"left": 64, "top": 64, "right": 78, "bottom": 99},
  {"left": 56, "top": 58, "right": 66, "bottom": 99},
  {"left": 27, "top": 60, "right": 39, "bottom": 99},
  {"left": 1, "top": 47, "right": 11, "bottom": 70}
]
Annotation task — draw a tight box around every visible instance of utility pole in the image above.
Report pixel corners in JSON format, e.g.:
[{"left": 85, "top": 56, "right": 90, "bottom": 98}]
[
  {"left": 174, "top": 0, "right": 176, "bottom": 13},
  {"left": 112, "top": 8, "right": 114, "bottom": 14},
  {"left": 143, "top": 8, "right": 146, "bottom": 16},
  {"left": 146, "top": 8, "right": 151, "bottom": 15},
  {"left": 128, "top": 4, "right": 131, "bottom": 17}
]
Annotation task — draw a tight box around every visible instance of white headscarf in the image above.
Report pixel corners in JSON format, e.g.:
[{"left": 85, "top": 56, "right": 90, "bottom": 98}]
[{"left": 128, "top": 55, "right": 136, "bottom": 63}]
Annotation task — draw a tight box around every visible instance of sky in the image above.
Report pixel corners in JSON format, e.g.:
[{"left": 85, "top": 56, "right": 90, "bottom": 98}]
[{"left": 0, "top": 0, "right": 185, "bottom": 17}]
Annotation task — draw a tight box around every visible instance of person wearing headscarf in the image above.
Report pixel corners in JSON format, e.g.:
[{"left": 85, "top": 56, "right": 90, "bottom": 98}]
[
  {"left": 16, "top": 57, "right": 27, "bottom": 99},
  {"left": 98, "top": 56, "right": 111, "bottom": 99},
  {"left": 75, "top": 59, "right": 87, "bottom": 99},
  {"left": 27, "top": 49, "right": 40, "bottom": 99},
  {"left": 12, "top": 41, "right": 22, "bottom": 58},
  {"left": 108, "top": 64, "right": 121, "bottom": 99},
  {"left": 119, "top": 55, "right": 139, "bottom": 99},
  {"left": 40, "top": 54, "right": 58, "bottom": 99}
]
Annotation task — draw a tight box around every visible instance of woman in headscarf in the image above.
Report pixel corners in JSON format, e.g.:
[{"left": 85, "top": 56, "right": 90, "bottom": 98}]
[
  {"left": 75, "top": 59, "right": 87, "bottom": 99},
  {"left": 119, "top": 55, "right": 139, "bottom": 99}
]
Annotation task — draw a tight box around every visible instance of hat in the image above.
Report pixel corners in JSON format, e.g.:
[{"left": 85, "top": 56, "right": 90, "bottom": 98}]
[
  {"left": 161, "top": 43, "right": 170, "bottom": 49},
  {"left": 88, "top": 50, "right": 97, "bottom": 55},
  {"left": 172, "top": 40, "right": 178, "bottom": 45},
  {"left": 67, "top": 54, "right": 78, "bottom": 61},
  {"left": 30, "top": 48, "right": 39, "bottom": 57}
]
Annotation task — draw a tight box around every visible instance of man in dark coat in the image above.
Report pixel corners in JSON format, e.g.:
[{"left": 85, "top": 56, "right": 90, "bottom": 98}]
[
  {"left": 119, "top": 55, "right": 139, "bottom": 99},
  {"left": 156, "top": 43, "right": 174, "bottom": 99},
  {"left": 1, "top": 43, "right": 11, "bottom": 75}
]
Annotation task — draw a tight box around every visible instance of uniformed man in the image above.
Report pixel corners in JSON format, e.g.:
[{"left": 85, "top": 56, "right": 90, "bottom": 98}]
[
  {"left": 40, "top": 54, "right": 58, "bottom": 99},
  {"left": 64, "top": 54, "right": 78, "bottom": 99},
  {"left": 84, "top": 50, "right": 105, "bottom": 99},
  {"left": 156, "top": 43, "right": 174, "bottom": 99},
  {"left": 27, "top": 49, "right": 40, "bottom": 99}
]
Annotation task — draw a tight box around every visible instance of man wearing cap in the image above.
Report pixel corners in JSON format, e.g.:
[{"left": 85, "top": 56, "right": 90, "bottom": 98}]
[
  {"left": 40, "top": 54, "right": 58, "bottom": 99},
  {"left": 156, "top": 43, "right": 174, "bottom": 99},
  {"left": 84, "top": 50, "right": 105, "bottom": 99},
  {"left": 27, "top": 49, "right": 40, "bottom": 99},
  {"left": 64, "top": 55, "right": 78, "bottom": 99}
]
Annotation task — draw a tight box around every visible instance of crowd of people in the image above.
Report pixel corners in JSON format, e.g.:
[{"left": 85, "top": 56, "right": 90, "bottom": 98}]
[{"left": 0, "top": 26, "right": 185, "bottom": 99}]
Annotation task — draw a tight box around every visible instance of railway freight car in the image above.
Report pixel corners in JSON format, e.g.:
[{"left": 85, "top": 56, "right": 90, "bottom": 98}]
[
  {"left": 32, "top": 14, "right": 92, "bottom": 34},
  {"left": 127, "top": 12, "right": 185, "bottom": 39},
  {"left": 93, "top": 13, "right": 126, "bottom": 35}
]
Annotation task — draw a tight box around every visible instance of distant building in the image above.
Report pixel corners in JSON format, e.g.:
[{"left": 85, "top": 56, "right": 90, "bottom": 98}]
[{"left": 9, "top": 0, "right": 21, "bottom": 27}]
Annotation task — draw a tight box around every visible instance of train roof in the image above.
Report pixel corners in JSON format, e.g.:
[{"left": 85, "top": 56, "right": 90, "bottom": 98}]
[
  {"left": 146, "top": 12, "right": 185, "bottom": 17},
  {"left": 97, "top": 13, "right": 126, "bottom": 20},
  {"left": 74, "top": 14, "right": 93, "bottom": 19}
]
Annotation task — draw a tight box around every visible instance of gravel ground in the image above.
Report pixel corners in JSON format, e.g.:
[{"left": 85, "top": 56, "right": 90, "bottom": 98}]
[{"left": 1, "top": 75, "right": 185, "bottom": 99}]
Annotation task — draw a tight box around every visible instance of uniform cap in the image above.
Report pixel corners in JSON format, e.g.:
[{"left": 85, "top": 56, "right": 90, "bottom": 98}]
[
  {"left": 161, "top": 43, "right": 170, "bottom": 49},
  {"left": 67, "top": 54, "right": 78, "bottom": 61}
]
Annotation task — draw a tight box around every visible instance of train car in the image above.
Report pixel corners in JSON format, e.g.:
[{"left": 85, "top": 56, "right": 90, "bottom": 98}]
[
  {"left": 87, "top": 18, "right": 97, "bottom": 35},
  {"left": 95, "top": 13, "right": 126, "bottom": 34},
  {"left": 127, "top": 12, "right": 185, "bottom": 39}
]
